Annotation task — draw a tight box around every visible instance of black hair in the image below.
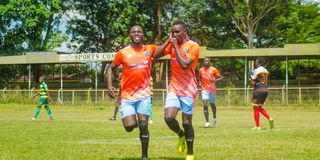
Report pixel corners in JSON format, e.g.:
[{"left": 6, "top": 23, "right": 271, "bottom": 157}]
[
  {"left": 256, "top": 57, "right": 265, "bottom": 66},
  {"left": 172, "top": 20, "right": 187, "bottom": 30}
]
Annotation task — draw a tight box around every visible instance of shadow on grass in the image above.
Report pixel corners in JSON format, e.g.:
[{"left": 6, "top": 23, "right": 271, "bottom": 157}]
[{"left": 109, "top": 157, "right": 184, "bottom": 160}]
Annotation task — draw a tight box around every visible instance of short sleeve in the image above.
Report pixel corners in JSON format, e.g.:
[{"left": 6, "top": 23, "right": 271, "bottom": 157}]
[
  {"left": 186, "top": 44, "right": 200, "bottom": 60},
  {"left": 148, "top": 44, "right": 158, "bottom": 58},
  {"left": 251, "top": 69, "right": 258, "bottom": 80},
  {"left": 113, "top": 51, "right": 123, "bottom": 66},
  {"left": 164, "top": 44, "right": 173, "bottom": 56},
  {"left": 213, "top": 69, "right": 220, "bottom": 78}
]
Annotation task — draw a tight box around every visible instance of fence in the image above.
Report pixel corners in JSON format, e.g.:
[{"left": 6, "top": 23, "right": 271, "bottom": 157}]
[{"left": 1, "top": 86, "right": 319, "bottom": 106}]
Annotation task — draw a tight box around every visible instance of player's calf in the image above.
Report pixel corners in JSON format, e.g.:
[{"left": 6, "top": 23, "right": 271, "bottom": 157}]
[
  {"left": 165, "top": 117, "right": 184, "bottom": 137},
  {"left": 139, "top": 120, "right": 149, "bottom": 159},
  {"left": 182, "top": 121, "right": 194, "bottom": 155}
]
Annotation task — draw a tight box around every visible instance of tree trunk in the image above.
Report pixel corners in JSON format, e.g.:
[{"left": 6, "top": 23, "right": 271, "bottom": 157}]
[
  {"left": 32, "top": 64, "right": 42, "bottom": 83},
  {"left": 157, "top": 1, "right": 162, "bottom": 43},
  {"left": 247, "top": 23, "right": 254, "bottom": 49},
  {"left": 100, "top": 62, "right": 108, "bottom": 81}
]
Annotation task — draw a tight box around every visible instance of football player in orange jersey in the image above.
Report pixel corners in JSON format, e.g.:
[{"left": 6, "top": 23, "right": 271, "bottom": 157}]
[
  {"left": 107, "top": 25, "right": 157, "bottom": 160},
  {"left": 154, "top": 20, "right": 199, "bottom": 160},
  {"left": 199, "top": 58, "right": 222, "bottom": 128}
]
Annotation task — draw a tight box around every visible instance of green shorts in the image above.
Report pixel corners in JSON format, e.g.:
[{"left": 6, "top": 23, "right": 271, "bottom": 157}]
[{"left": 39, "top": 97, "right": 49, "bottom": 106}]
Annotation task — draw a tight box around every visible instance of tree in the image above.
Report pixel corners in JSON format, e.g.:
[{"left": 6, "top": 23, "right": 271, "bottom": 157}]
[
  {"left": 256, "top": 1, "right": 320, "bottom": 47},
  {"left": 0, "top": 0, "right": 67, "bottom": 83},
  {"left": 213, "top": 0, "right": 285, "bottom": 48},
  {"left": 66, "top": 0, "right": 154, "bottom": 81}
]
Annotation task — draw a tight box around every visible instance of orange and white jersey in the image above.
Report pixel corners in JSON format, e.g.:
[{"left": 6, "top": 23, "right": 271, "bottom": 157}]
[
  {"left": 199, "top": 67, "right": 220, "bottom": 94},
  {"left": 114, "top": 44, "right": 157, "bottom": 100},
  {"left": 164, "top": 40, "right": 200, "bottom": 97}
]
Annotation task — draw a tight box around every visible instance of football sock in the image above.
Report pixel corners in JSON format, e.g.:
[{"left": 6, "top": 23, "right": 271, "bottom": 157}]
[
  {"left": 34, "top": 107, "right": 41, "bottom": 118},
  {"left": 113, "top": 107, "right": 118, "bottom": 118},
  {"left": 149, "top": 108, "right": 153, "bottom": 121},
  {"left": 210, "top": 103, "right": 217, "bottom": 118},
  {"left": 45, "top": 106, "right": 52, "bottom": 117},
  {"left": 203, "top": 105, "right": 209, "bottom": 122},
  {"left": 139, "top": 120, "right": 149, "bottom": 158},
  {"left": 182, "top": 122, "right": 194, "bottom": 155},
  {"left": 254, "top": 108, "right": 260, "bottom": 127},
  {"left": 165, "top": 117, "right": 184, "bottom": 137},
  {"left": 258, "top": 107, "right": 270, "bottom": 120}
]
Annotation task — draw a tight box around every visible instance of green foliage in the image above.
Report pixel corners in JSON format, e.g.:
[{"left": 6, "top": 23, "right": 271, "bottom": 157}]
[
  {"left": 257, "top": 2, "right": 320, "bottom": 47},
  {"left": 0, "top": 0, "right": 67, "bottom": 53},
  {"left": 0, "top": 0, "right": 68, "bottom": 83},
  {"left": 66, "top": 0, "right": 149, "bottom": 53}
]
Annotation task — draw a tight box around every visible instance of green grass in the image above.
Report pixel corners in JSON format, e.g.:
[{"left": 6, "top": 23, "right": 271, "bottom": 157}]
[{"left": 0, "top": 104, "right": 320, "bottom": 160}]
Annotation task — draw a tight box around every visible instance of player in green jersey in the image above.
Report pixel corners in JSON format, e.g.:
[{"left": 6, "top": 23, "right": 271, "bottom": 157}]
[{"left": 31, "top": 76, "right": 53, "bottom": 120}]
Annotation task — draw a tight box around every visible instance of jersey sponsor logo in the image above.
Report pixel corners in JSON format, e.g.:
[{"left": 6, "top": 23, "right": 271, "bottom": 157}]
[
  {"left": 144, "top": 51, "right": 149, "bottom": 58},
  {"left": 127, "top": 60, "right": 149, "bottom": 69},
  {"left": 183, "top": 48, "right": 189, "bottom": 55}
]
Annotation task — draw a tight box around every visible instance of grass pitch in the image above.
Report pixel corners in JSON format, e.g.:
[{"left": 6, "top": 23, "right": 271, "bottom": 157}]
[{"left": 0, "top": 104, "right": 319, "bottom": 160}]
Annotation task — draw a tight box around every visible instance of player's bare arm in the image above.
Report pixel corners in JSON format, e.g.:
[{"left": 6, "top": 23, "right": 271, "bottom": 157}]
[
  {"left": 211, "top": 76, "right": 223, "bottom": 82},
  {"left": 250, "top": 79, "right": 256, "bottom": 86},
  {"left": 153, "top": 38, "right": 170, "bottom": 60},
  {"left": 171, "top": 37, "right": 193, "bottom": 69},
  {"left": 32, "top": 92, "right": 40, "bottom": 99},
  {"left": 107, "top": 62, "right": 118, "bottom": 98}
]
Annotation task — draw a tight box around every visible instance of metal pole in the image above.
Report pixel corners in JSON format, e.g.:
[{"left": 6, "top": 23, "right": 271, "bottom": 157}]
[
  {"left": 162, "top": 90, "right": 165, "bottom": 106},
  {"left": 244, "top": 57, "right": 248, "bottom": 104},
  {"left": 95, "top": 62, "right": 98, "bottom": 104},
  {"left": 72, "top": 90, "right": 75, "bottom": 105},
  {"left": 298, "top": 87, "right": 301, "bottom": 104},
  {"left": 60, "top": 64, "right": 63, "bottom": 103},
  {"left": 28, "top": 64, "right": 31, "bottom": 97},
  {"left": 285, "top": 56, "right": 288, "bottom": 105}
]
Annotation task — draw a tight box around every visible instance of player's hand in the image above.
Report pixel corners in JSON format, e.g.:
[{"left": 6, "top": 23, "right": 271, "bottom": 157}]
[
  {"left": 168, "top": 33, "right": 178, "bottom": 46},
  {"left": 108, "top": 87, "right": 117, "bottom": 98},
  {"left": 169, "top": 37, "right": 178, "bottom": 46}
]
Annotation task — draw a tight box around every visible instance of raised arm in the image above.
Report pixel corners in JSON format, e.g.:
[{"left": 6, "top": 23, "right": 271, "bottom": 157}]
[
  {"left": 153, "top": 39, "right": 170, "bottom": 60},
  {"left": 171, "top": 39, "right": 193, "bottom": 69}
]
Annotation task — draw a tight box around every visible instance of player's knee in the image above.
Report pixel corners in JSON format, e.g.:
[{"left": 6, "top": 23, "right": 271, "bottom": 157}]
[
  {"left": 124, "top": 125, "right": 135, "bottom": 132},
  {"left": 164, "top": 117, "right": 175, "bottom": 125},
  {"left": 211, "top": 103, "right": 216, "bottom": 109},
  {"left": 139, "top": 120, "right": 148, "bottom": 132},
  {"left": 182, "top": 121, "right": 192, "bottom": 130}
]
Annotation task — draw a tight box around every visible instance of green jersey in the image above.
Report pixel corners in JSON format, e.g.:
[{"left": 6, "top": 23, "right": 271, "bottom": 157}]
[{"left": 39, "top": 82, "right": 48, "bottom": 99}]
